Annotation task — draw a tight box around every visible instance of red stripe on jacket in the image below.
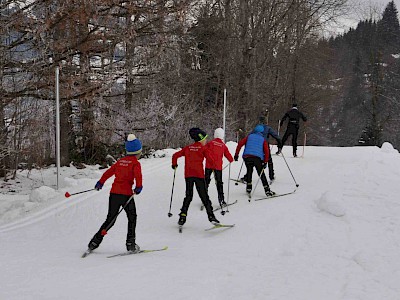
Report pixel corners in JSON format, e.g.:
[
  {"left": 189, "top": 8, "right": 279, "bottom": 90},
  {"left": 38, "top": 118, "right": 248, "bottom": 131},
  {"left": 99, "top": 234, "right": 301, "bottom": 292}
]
[
  {"left": 99, "top": 155, "right": 142, "bottom": 196},
  {"left": 172, "top": 142, "right": 214, "bottom": 178},
  {"left": 205, "top": 138, "right": 233, "bottom": 170}
]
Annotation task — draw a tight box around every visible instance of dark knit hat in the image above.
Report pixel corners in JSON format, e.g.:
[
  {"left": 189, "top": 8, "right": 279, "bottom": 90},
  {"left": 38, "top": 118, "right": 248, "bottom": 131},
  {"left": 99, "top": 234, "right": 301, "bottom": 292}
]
[
  {"left": 189, "top": 127, "right": 208, "bottom": 142},
  {"left": 259, "top": 115, "right": 266, "bottom": 122},
  {"left": 125, "top": 134, "right": 142, "bottom": 155}
]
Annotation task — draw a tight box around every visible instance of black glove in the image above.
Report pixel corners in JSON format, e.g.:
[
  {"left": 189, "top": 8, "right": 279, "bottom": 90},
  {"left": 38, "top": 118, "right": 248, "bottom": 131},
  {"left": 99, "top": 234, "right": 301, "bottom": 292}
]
[
  {"left": 172, "top": 165, "right": 177, "bottom": 170},
  {"left": 95, "top": 181, "right": 103, "bottom": 191},
  {"left": 262, "top": 162, "right": 267, "bottom": 169},
  {"left": 134, "top": 186, "right": 143, "bottom": 195},
  {"left": 234, "top": 155, "right": 239, "bottom": 161}
]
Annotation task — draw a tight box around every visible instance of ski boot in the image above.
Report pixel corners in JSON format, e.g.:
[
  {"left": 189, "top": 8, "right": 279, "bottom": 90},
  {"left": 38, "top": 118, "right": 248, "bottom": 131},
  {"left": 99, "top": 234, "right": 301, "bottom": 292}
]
[
  {"left": 88, "top": 234, "right": 103, "bottom": 250},
  {"left": 126, "top": 242, "right": 140, "bottom": 253},
  {"left": 246, "top": 182, "right": 252, "bottom": 194},
  {"left": 178, "top": 213, "right": 187, "bottom": 226},
  {"left": 264, "top": 186, "right": 276, "bottom": 197},
  {"left": 276, "top": 148, "right": 282, "bottom": 155},
  {"left": 208, "top": 213, "right": 220, "bottom": 224}
]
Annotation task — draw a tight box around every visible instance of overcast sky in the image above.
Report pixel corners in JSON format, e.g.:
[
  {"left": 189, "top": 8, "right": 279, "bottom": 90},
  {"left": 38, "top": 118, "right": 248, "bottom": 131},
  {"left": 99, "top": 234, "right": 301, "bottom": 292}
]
[{"left": 325, "top": 0, "right": 400, "bottom": 35}]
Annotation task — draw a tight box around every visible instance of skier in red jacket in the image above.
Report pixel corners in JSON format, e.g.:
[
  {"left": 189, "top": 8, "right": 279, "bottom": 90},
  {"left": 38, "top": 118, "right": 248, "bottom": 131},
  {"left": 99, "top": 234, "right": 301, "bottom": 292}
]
[
  {"left": 172, "top": 128, "right": 220, "bottom": 226},
  {"left": 87, "top": 134, "right": 143, "bottom": 253},
  {"left": 204, "top": 128, "right": 233, "bottom": 207}
]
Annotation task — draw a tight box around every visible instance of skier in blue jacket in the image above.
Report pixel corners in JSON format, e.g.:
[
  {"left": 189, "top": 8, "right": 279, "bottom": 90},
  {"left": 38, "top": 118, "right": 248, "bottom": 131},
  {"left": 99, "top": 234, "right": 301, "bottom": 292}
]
[
  {"left": 240, "top": 115, "right": 281, "bottom": 182},
  {"left": 234, "top": 125, "right": 275, "bottom": 196}
]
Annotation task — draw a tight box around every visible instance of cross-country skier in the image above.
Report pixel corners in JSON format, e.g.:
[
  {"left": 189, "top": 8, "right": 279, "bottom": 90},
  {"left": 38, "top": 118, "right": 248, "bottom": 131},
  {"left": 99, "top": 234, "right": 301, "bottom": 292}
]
[
  {"left": 241, "top": 115, "right": 282, "bottom": 183},
  {"left": 276, "top": 103, "right": 307, "bottom": 157},
  {"left": 204, "top": 128, "right": 234, "bottom": 207},
  {"left": 234, "top": 125, "right": 275, "bottom": 196},
  {"left": 87, "top": 134, "right": 143, "bottom": 253},
  {"left": 172, "top": 128, "right": 220, "bottom": 226}
]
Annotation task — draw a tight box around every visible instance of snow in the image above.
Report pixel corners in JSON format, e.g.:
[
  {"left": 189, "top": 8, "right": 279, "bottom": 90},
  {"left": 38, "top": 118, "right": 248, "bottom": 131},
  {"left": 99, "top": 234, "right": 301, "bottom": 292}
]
[{"left": 1, "top": 142, "right": 400, "bottom": 300}]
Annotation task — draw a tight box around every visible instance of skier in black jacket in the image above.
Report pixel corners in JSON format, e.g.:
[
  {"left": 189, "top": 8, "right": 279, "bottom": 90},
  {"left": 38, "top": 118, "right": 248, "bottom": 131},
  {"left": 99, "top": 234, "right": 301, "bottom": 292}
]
[{"left": 276, "top": 104, "right": 307, "bottom": 157}]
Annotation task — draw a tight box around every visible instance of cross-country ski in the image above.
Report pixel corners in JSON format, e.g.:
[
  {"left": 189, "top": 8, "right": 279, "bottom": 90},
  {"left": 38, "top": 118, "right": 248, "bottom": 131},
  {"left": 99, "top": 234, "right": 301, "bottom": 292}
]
[{"left": 107, "top": 246, "right": 168, "bottom": 258}]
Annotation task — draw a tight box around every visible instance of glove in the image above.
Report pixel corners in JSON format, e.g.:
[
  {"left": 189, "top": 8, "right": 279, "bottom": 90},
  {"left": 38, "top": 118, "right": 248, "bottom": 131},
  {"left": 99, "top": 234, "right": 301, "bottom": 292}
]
[
  {"left": 134, "top": 186, "right": 143, "bottom": 195},
  {"left": 262, "top": 162, "right": 267, "bottom": 169},
  {"left": 95, "top": 181, "right": 103, "bottom": 191},
  {"left": 234, "top": 155, "right": 239, "bottom": 161},
  {"left": 172, "top": 165, "right": 178, "bottom": 170}
]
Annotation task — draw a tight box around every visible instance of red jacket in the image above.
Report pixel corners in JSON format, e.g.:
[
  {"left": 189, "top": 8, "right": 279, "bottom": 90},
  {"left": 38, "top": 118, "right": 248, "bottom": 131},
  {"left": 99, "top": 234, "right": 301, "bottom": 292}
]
[
  {"left": 99, "top": 155, "right": 142, "bottom": 196},
  {"left": 172, "top": 142, "right": 214, "bottom": 178},
  {"left": 205, "top": 138, "right": 233, "bottom": 170}
]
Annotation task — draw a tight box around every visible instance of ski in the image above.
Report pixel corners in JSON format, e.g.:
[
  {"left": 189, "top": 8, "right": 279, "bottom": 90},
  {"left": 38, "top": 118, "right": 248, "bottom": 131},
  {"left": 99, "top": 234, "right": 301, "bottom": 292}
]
[
  {"left": 205, "top": 223, "right": 235, "bottom": 231},
  {"left": 107, "top": 246, "right": 168, "bottom": 258},
  {"left": 213, "top": 200, "right": 238, "bottom": 212},
  {"left": 81, "top": 249, "right": 92, "bottom": 258},
  {"left": 201, "top": 200, "right": 238, "bottom": 212},
  {"left": 231, "top": 178, "right": 273, "bottom": 185},
  {"left": 254, "top": 190, "right": 297, "bottom": 201},
  {"left": 230, "top": 178, "right": 245, "bottom": 185}
]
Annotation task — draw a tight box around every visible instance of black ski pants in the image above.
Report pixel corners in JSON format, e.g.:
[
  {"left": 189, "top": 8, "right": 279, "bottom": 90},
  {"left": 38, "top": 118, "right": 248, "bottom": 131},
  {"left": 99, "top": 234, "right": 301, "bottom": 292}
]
[
  {"left": 281, "top": 123, "right": 299, "bottom": 154},
  {"left": 244, "top": 156, "right": 269, "bottom": 188},
  {"left": 181, "top": 177, "right": 214, "bottom": 216},
  {"left": 243, "top": 148, "right": 274, "bottom": 181},
  {"left": 91, "top": 193, "right": 137, "bottom": 246},
  {"left": 204, "top": 169, "right": 225, "bottom": 203}
]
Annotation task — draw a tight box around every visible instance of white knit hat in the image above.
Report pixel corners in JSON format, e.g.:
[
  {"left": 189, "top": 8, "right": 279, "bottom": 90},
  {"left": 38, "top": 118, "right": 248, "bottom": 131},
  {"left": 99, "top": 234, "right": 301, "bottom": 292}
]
[{"left": 214, "top": 128, "right": 224, "bottom": 140}]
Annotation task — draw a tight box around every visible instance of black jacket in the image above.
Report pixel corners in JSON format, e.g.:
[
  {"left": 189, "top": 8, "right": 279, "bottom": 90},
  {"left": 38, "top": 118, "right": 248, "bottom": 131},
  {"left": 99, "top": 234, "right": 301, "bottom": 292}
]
[{"left": 280, "top": 108, "right": 307, "bottom": 127}]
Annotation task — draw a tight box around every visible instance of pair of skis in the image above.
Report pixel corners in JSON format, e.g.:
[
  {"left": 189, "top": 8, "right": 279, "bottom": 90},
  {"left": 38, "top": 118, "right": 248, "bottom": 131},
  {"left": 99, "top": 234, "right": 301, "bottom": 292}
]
[
  {"left": 200, "top": 199, "right": 238, "bottom": 212},
  {"left": 81, "top": 246, "right": 168, "bottom": 258},
  {"left": 179, "top": 223, "right": 235, "bottom": 233}
]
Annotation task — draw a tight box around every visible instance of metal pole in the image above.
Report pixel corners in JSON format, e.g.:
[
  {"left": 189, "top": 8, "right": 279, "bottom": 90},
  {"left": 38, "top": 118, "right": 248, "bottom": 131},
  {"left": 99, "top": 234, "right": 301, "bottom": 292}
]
[
  {"left": 223, "top": 88, "right": 226, "bottom": 140},
  {"left": 55, "top": 67, "right": 60, "bottom": 190}
]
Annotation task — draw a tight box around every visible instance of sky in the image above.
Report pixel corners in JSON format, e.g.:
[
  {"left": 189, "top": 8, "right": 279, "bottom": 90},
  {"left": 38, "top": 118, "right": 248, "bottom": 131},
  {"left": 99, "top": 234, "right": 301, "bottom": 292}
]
[
  {"left": 325, "top": 0, "right": 400, "bottom": 35},
  {"left": 1, "top": 142, "right": 400, "bottom": 300}
]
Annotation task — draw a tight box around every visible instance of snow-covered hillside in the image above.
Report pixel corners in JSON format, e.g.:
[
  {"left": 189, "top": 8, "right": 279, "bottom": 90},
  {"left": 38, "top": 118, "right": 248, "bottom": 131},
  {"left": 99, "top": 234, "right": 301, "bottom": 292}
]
[{"left": 1, "top": 142, "right": 400, "bottom": 300}]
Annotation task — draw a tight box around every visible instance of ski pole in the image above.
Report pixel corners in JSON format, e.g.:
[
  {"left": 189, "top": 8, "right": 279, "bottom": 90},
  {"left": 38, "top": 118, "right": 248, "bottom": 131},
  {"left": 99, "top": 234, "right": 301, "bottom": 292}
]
[
  {"left": 234, "top": 160, "right": 244, "bottom": 186},
  {"left": 301, "top": 131, "right": 307, "bottom": 158},
  {"left": 168, "top": 168, "right": 177, "bottom": 217},
  {"left": 65, "top": 188, "right": 95, "bottom": 198},
  {"left": 281, "top": 152, "right": 299, "bottom": 187},
  {"left": 250, "top": 167, "right": 266, "bottom": 201},
  {"left": 226, "top": 163, "right": 231, "bottom": 213},
  {"left": 101, "top": 194, "right": 135, "bottom": 236}
]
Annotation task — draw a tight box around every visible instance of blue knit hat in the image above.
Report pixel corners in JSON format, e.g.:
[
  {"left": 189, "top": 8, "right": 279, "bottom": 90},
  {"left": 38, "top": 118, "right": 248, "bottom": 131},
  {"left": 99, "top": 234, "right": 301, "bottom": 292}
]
[
  {"left": 254, "top": 125, "right": 264, "bottom": 133},
  {"left": 125, "top": 134, "right": 142, "bottom": 155}
]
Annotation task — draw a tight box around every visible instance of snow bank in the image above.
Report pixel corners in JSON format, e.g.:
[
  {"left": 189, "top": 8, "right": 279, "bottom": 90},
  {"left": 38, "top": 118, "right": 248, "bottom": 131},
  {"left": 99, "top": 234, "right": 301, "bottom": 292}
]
[
  {"left": 380, "top": 142, "right": 399, "bottom": 154},
  {"left": 315, "top": 191, "right": 346, "bottom": 217},
  {"left": 29, "top": 186, "right": 58, "bottom": 203}
]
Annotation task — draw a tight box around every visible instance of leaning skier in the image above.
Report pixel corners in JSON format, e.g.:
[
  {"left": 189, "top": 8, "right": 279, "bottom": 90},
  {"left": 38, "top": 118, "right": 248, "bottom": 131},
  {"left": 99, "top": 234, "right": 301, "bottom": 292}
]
[
  {"left": 241, "top": 115, "right": 281, "bottom": 183},
  {"left": 234, "top": 125, "right": 275, "bottom": 196},
  {"left": 172, "top": 128, "right": 220, "bottom": 226},
  {"left": 86, "top": 134, "right": 143, "bottom": 254},
  {"left": 204, "top": 128, "right": 234, "bottom": 207}
]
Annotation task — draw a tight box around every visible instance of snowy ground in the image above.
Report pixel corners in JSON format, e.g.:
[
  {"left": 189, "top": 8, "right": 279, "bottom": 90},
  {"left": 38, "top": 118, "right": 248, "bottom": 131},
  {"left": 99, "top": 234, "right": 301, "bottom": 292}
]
[{"left": 1, "top": 142, "right": 400, "bottom": 300}]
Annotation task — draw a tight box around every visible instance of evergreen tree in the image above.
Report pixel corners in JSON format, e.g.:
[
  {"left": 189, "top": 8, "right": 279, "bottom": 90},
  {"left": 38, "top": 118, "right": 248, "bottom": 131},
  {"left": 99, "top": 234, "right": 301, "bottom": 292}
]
[{"left": 377, "top": 1, "right": 400, "bottom": 53}]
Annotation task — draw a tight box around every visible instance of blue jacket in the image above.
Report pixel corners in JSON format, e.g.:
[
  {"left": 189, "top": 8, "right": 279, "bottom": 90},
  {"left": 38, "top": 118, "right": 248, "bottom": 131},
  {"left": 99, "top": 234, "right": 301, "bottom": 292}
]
[
  {"left": 243, "top": 132, "right": 265, "bottom": 160},
  {"left": 251, "top": 124, "right": 282, "bottom": 148}
]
